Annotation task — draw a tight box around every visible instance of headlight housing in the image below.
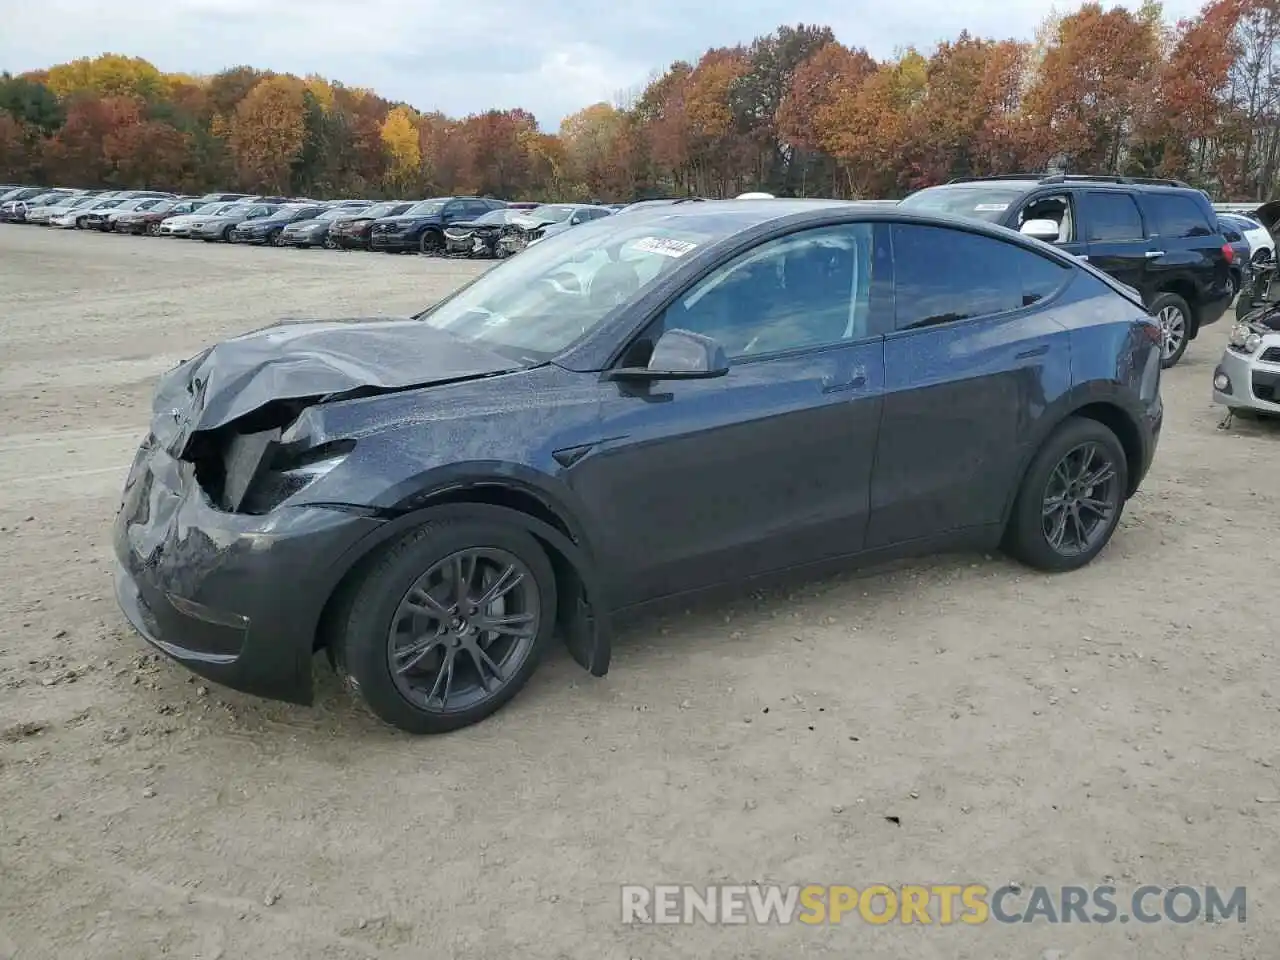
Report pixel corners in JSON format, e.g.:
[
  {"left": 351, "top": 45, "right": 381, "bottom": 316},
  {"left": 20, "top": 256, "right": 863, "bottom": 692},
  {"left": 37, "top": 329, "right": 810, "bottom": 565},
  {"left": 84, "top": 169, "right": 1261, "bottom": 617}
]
[{"left": 240, "top": 441, "right": 354, "bottom": 515}]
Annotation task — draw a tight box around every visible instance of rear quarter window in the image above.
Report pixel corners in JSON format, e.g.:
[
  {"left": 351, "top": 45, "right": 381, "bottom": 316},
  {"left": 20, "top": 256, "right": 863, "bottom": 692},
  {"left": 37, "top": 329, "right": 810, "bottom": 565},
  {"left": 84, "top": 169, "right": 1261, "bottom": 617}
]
[
  {"left": 1142, "top": 194, "right": 1216, "bottom": 239},
  {"left": 890, "top": 224, "right": 1073, "bottom": 329}
]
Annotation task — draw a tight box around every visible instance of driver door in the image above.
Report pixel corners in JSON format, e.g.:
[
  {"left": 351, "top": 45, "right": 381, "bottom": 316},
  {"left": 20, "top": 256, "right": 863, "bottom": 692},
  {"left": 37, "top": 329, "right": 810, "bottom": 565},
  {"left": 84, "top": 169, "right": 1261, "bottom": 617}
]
[{"left": 566, "top": 223, "right": 892, "bottom": 606}]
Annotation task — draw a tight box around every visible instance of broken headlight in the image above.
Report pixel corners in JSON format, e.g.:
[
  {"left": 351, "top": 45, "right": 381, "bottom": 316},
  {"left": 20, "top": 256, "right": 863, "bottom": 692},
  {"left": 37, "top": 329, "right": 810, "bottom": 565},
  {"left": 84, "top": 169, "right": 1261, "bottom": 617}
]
[{"left": 240, "top": 441, "right": 354, "bottom": 515}]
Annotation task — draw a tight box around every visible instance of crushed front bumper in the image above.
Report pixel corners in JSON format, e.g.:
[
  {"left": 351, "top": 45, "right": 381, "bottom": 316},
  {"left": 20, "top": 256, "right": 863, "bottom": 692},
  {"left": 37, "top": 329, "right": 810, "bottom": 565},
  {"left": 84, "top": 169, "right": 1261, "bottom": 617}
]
[{"left": 112, "top": 436, "right": 383, "bottom": 704}]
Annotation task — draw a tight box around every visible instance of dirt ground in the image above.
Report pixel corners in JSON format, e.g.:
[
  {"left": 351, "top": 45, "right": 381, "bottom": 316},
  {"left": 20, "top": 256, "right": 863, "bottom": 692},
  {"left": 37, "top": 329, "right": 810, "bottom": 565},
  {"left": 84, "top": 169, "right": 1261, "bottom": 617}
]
[{"left": 0, "top": 225, "right": 1277, "bottom": 960}]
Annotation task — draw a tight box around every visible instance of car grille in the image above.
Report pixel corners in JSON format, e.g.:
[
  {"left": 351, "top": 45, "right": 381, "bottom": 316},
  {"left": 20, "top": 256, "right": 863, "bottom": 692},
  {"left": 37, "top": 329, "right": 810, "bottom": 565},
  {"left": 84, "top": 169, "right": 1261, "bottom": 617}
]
[
  {"left": 444, "top": 229, "right": 474, "bottom": 241},
  {"left": 1260, "top": 347, "right": 1280, "bottom": 364}
]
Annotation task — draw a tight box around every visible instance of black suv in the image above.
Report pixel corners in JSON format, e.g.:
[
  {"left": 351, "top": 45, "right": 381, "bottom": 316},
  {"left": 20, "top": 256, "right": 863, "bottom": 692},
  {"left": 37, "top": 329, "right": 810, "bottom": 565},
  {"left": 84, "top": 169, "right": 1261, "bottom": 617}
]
[
  {"left": 370, "top": 196, "right": 508, "bottom": 254},
  {"left": 900, "top": 174, "right": 1234, "bottom": 367}
]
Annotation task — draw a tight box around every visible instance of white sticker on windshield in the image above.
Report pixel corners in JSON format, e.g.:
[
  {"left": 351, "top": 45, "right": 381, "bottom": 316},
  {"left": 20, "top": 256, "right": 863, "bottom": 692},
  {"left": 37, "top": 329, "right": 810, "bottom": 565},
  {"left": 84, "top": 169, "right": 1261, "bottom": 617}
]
[
  {"left": 630, "top": 236, "right": 698, "bottom": 257},
  {"left": 974, "top": 203, "right": 1009, "bottom": 212}
]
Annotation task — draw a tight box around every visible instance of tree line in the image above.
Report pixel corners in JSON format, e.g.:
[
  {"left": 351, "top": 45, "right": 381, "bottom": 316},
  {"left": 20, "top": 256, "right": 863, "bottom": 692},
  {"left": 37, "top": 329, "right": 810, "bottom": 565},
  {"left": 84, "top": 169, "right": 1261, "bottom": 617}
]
[{"left": 1, "top": 0, "right": 1278, "bottom": 203}]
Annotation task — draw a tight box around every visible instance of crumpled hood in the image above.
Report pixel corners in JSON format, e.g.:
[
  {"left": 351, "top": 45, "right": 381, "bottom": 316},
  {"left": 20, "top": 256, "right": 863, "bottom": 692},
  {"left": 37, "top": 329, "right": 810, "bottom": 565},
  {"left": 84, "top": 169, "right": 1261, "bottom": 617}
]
[
  {"left": 509, "top": 214, "right": 561, "bottom": 230},
  {"left": 150, "top": 316, "right": 520, "bottom": 455}
]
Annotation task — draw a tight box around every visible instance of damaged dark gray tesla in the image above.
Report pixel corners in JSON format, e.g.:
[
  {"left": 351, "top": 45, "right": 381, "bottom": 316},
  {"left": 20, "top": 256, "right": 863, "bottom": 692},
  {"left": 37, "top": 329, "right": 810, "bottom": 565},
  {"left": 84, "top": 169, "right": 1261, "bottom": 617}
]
[{"left": 114, "top": 199, "right": 1164, "bottom": 733}]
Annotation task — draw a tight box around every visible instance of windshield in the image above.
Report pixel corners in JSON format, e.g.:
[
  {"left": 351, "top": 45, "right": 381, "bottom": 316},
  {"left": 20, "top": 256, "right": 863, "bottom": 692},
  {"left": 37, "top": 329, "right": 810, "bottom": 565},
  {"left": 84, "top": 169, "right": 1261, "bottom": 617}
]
[
  {"left": 419, "top": 211, "right": 762, "bottom": 361},
  {"left": 91, "top": 199, "right": 125, "bottom": 210},
  {"left": 404, "top": 199, "right": 446, "bottom": 216},
  {"left": 318, "top": 205, "right": 364, "bottom": 220},
  {"left": 524, "top": 204, "right": 576, "bottom": 223},
  {"left": 114, "top": 198, "right": 151, "bottom": 211},
  {"left": 47, "top": 196, "right": 82, "bottom": 208},
  {"left": 361, "top": 202, "right": 404, "bottom": 218},
  {"left": 146, "top": 199, "right": 180, "bottom": 214},
  {"left": 898, "top": 186, "right": 1027, "bottom": 223},
  {"left": 192, "top": 202, "right": 229, "bottom": 214}
]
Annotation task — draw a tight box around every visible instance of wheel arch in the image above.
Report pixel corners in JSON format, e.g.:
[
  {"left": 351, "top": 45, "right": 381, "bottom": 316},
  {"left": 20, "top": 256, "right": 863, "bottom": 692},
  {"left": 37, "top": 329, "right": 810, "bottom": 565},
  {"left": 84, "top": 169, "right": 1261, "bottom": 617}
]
[
  {"left": 1151, "top": 279, "right": 1199, "bottom": 330},
  {"left": 312, "top": 483, "right": 612, "bottom": 676},
  {"left": 1002, "top": 394, "right": 1147, "bottom": 530}
]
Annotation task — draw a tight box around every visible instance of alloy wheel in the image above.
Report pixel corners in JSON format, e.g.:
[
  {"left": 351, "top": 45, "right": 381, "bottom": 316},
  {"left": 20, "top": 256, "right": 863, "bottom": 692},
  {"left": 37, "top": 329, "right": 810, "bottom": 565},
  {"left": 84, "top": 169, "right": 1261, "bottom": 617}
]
[
  {"left": 323, "top": 236, "right": 337, "bottom": 249},
  {"left": 1156, "top": 304, "right": 1186, "bottom": 361},
  {"left": 1041, "top": 442, "right": 1120, "bottom": 557},
  {"left": 386, "top": 548, "right": 539, "bottom": 714}
]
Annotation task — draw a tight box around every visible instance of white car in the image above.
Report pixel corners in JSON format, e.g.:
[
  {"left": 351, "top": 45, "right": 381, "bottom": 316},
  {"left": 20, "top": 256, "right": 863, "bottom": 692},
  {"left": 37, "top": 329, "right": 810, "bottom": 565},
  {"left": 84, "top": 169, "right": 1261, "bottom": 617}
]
[
  {"left": 157, "top": 201, "right": 239, "bottom": 237},
  {"left": 1218, "top": 212, "right": 1273, "bottom": 262},
  {"left": 1213, "top": 313, "right": 1280, "bottom": 415},
  {"left": 49, "top": 198, "right": 124, "bottom": 229}
]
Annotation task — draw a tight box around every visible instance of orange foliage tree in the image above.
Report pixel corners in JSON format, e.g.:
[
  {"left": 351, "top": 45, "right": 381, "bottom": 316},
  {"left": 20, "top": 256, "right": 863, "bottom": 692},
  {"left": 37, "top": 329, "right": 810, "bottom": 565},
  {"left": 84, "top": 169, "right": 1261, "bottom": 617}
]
[{"left": 3, "top": 3, "right": 1279, "bottom": 201}]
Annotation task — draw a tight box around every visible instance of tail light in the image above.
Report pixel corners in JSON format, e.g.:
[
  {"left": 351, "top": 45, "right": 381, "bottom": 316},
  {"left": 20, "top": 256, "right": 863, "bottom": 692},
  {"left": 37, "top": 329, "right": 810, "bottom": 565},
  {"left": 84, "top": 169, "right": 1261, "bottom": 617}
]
[{"left": 1222, "top": 242, "right": 1235, "bottom": 263}]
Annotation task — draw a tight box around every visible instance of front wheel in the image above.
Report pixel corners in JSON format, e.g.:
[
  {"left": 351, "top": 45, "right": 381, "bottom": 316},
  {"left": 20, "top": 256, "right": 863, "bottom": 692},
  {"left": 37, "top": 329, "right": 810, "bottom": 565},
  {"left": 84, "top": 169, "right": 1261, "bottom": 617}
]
[
  {"left": 322, "top": 236, "right": 337, "bottom": 249},
  {"left": 268, "top": 229, "right": 284, "bottom": 246},
  {"left": 1003, "top": 417, "right": 1129, "bottom": 573},
  {"left": 419, "top": 230, "right": 443, "bottom": 255},
  {"left": 1148, "top": 292, "right": 1191, "bottom": 368},
  {"left": 333, "top": 517, "right": 557, "bottom": 734},
  {"left": 146, "top": 222, "right": 162, "bottom": 237}
]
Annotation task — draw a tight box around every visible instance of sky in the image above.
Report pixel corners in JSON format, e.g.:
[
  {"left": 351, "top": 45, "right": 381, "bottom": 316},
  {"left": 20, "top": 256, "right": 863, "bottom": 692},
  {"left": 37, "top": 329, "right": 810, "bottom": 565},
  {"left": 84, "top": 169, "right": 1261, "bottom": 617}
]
[{"left": 1, "top": 0, "right": 1210, "bottom": 130}]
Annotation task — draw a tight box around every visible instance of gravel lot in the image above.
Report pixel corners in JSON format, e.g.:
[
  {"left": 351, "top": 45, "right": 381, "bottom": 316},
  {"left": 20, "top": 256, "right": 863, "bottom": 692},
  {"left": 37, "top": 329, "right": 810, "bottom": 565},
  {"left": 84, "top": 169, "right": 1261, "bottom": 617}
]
[{"left": 1, "top": 225, "right": 1277, "bottom": 960}]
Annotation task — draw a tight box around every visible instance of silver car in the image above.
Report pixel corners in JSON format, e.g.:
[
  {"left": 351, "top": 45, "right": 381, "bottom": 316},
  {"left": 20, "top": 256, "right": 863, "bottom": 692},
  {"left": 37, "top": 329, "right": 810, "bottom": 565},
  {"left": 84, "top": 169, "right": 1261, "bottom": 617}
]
[{"left": 1213, "top": 312, "right": 1280, "bottom": 415}]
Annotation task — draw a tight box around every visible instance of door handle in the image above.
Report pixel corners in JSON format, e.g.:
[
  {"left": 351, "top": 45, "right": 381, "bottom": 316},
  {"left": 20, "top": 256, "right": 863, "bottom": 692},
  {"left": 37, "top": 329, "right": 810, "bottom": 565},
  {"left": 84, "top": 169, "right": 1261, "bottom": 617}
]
[
  {"left": 821, "top": 372, "right": 868, "bottom": 394},
  {"left": 1015, "top": 344, "right": 1049, "bottom": 360},
  {"left": 1145, "top": 250, "right": 1165, "bottom": 259}
]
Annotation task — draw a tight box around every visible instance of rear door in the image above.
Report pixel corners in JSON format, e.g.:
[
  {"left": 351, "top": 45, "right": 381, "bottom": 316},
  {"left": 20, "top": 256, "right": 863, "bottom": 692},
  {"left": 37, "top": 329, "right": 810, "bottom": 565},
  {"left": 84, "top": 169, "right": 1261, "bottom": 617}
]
[
  {"left": 866, "top": 222, "right": 1075, "bottom": 548},
  {"left": 1135, "top": 192, "right": 1229, "bottom": 303},
  {"left": 1077, "top": 190, "right": 1152, "bottom": 296}
]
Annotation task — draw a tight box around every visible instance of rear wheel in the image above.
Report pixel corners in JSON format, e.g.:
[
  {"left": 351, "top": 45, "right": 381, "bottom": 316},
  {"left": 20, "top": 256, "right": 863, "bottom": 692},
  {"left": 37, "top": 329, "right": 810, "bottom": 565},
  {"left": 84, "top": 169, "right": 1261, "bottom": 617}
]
[
  {"left": 268, "top": 228, "right": 284, "bottom": 246},
  {"left": 333, "top": 517, "right": 556, "bottom": 734},
  {"left": 1148, "top": 292, "right": 1191, "bottom": 368},
  {"left": 222, "top": 225, "right": 235, "bottom": 242},
  {"left": 1003, "top": 417, "right": 1128, "bottom": 573},
  {"left": 322, "top": 235, "right": 337, "bottom": 249}
]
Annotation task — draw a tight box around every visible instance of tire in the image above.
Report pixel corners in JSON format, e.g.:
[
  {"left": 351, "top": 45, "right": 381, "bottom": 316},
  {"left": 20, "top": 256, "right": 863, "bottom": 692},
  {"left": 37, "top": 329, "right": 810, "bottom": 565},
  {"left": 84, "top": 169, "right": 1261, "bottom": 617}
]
[
  {"left": 1002, "top": 416, "right": 1129, "bottom": 573},
  {"left": 146, "top": 222, "right": 161, "bottom": 237},
  {"left": 322, "top": 236, "right": 337, "bottom": 250},
  {"left": 1227, "top": 271, "right": 1240, "bottom": 302},
  {"left": 333, "top": 516, "right": 557, "bottom": 734},
  {"left": 1148, "top": 291, "right": 1191, "bottom": 369},
  {"left": 222, "top": 225, "right": 236, "bottom": 242},
  {"left": 268, "top": 229, "right": 283, "bottom": 246},
  {"left": 75, "top": 217, "right": 87, "bottom": 230},
  {"left": 419, "top": 230, "right": 443, "bottom": 255}
]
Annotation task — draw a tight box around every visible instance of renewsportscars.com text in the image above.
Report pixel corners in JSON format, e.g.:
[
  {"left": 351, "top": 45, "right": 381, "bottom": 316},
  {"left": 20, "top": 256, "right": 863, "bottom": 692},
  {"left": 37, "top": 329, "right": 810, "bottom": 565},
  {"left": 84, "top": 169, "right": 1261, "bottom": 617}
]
[{"left": 621, "top": 884, "right": 1246, "bottom": 925}]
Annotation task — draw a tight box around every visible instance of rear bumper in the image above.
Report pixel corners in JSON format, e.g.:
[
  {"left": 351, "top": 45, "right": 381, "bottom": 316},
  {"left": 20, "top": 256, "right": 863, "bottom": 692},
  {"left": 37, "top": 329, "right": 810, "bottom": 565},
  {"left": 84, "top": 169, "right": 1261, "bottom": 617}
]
[{"left": 1196, "top": 293, "right": 1232, "bottom": 332}]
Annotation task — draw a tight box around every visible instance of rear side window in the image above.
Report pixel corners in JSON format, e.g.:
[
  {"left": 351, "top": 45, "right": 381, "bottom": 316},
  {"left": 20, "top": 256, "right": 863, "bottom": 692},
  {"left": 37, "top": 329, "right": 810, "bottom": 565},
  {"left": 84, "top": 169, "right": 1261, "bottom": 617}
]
[
  {"left": 1080, "top": 192, "right": 1145, "bottom": 242},
  {"left": 890, "top": 224, "right": 1072, "bottom": 330},
  {"left": 1143, "top": 194, "right": 1215, "bottom": 238}
]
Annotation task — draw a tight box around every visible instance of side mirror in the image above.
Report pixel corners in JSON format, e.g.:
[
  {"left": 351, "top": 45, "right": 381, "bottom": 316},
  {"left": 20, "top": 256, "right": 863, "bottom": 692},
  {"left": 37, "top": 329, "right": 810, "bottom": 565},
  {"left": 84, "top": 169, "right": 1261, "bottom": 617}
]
[
  {"left": 1020, "top": 218, "right": 1062, "bottom": 242},
  {"left": 610, "top": 329, "right": 730, "bottom": 381}
]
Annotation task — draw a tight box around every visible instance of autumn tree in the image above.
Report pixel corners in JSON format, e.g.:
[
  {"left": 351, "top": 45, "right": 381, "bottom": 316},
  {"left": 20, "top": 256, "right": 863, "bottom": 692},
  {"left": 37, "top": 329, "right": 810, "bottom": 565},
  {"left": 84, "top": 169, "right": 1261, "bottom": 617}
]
[
  {"left": 44, "top": 54, "right": 167, "bottom": 101},
  {"left": 0, "top": 113, "right": 30, "bottom": 180},
  {"left": 777, "top": 42, "right": 878, "bottom": 194},
  {"left": 1023, "top": 3, "right": 1162, "bottom": 171},
  {"left": 381, "top": 105, "right": 421, "bottom": 192},
  {"left": 817, "top": 51, "right": 928, "bottom": 197},
  {"left": 229, "top": 76, "right": 307, "bottom": 193},
  {"left": 0, "top": 73, "right": 63, "bottom": 132}
]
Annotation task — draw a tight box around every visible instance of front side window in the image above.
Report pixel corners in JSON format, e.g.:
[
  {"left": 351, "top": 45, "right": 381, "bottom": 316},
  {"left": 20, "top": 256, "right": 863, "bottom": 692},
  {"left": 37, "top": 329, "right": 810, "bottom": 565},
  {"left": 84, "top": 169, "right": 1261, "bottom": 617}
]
[
  {"left": 659, "top": 223, "right": 881, "bottom": 359},
  {"left": 890, "top": 224, "right": 1072, "bottom": 331}
]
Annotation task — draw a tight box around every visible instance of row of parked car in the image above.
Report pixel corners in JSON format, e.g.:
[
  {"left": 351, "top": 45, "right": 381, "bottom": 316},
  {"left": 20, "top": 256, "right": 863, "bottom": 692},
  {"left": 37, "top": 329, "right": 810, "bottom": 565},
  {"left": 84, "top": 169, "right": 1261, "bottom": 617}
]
[{"left": 0, "top": 183, "right": 643, "bottom": 258}]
